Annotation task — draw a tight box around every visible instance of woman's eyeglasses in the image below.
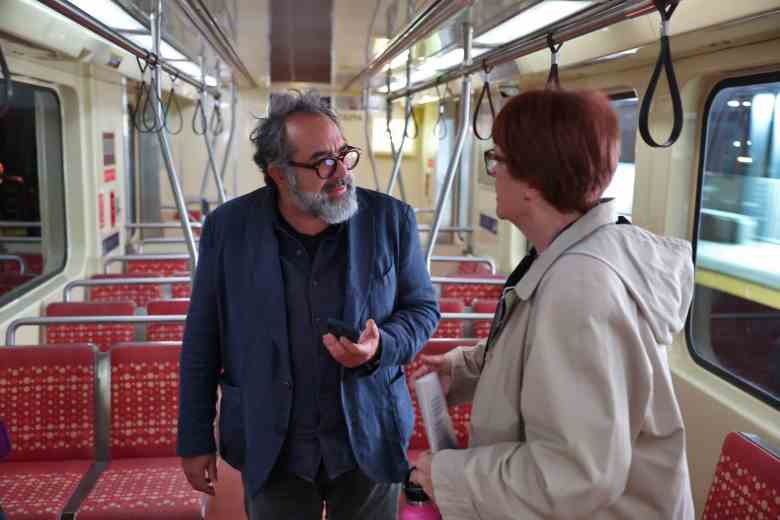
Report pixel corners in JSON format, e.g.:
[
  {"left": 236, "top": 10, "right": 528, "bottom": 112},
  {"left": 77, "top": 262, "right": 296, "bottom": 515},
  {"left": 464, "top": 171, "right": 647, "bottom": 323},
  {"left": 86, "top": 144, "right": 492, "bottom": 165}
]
[
  {"left": 288, "top": 146, "right": 361, "bottom": 179},
  {"left": 483, "top": 148, "right": 505, "bottom": 177}
]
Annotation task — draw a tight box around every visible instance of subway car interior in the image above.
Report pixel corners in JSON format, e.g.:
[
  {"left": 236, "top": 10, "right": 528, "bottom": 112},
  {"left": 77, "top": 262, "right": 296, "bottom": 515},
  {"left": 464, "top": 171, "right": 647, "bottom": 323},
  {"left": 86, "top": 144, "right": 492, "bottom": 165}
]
[{"left": 0, "top": 0, "right": 779, "bottom": 518}]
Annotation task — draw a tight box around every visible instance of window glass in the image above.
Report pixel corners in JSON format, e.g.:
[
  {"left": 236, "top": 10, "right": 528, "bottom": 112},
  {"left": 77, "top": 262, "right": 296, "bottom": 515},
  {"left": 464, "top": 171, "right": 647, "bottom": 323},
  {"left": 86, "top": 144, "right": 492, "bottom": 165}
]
[
  {"left": 0, "top": 81, "right": 67, "bottom": 304},
  {"left": 602, "top": 95, "right": 638, "bottom": 217},
  {"left": 690, "top": 75, "right": 780, "bottom": 407}
]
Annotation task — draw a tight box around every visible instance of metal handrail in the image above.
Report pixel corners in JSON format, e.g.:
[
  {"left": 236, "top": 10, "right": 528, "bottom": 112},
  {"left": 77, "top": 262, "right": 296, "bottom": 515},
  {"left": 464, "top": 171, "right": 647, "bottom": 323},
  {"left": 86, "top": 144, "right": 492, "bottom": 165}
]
[
  {"left": 36, "top": 0, "right": 214, "bottom": 93},
  {"left": 140, "top": 237, "right": 201, "bottom": 245},
  {"left": 424, "top": 23, "right": 473, "bottom": 270},
  {"left": 126, "top": 222, "right": 203, "bottom": 230},
  {"left": 388, "top": 0, "right": 656, "bottom": 101},
  {"left": 343, "top": 0, "right": 474, "bottom": 91},
  {"left": 5, "top": 315, "right": 187, "bottom": 346},
  {"left": 427, "top": 337, "right": 483, "bottom": 344},
  {"left": 198, "top": 55, "right": 227, "bottom": 205},
  {"left": 430, "top": 255, "right": 496, "bottom": 274},
  {"left": 0, "top": 237, "right": 41, "bottom": 243},
  {"left": 63, "top": 276, "right": 190, "bottom": 302},
  {"left": 441, "top": 312, "right": 495, "bottom": 320},
  {"left": 0, "top": 221, "right": 41, "bottom": 228},
  {"left": 418, "top": 226, "right": 473, "bottom": 233},
  {"left": 431, "top": 276, "right": 504, "bottom": 286},
  {"left": 0, "top": 254, "right": 26, "bottom": 275}
]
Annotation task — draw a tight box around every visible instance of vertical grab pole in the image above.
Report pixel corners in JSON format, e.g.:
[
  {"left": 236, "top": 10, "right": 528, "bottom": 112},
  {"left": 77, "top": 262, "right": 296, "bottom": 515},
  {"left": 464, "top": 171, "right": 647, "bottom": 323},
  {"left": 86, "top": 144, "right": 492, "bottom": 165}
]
[
  {"left": 151, "top": 0, "right": 198, "bottom": 271},
  {"left": 424, "top": 23, "right": 473, "bottom": 271},
  {"left": 363, "top": 88, "right": 382, "bottom": 191},
  {"left": 220, "top": 81, "right": 238, "bottom": 186},
  {"left": 199, "top": 56, "right": 227, "bottom": 205}
]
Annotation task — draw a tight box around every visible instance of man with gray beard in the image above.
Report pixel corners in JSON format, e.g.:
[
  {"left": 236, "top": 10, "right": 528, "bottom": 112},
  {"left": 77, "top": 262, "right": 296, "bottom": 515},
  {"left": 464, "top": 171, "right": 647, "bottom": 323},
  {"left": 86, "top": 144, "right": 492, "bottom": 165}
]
[{"left": 177, "top": 91, "right": 440, "bottom": 520}]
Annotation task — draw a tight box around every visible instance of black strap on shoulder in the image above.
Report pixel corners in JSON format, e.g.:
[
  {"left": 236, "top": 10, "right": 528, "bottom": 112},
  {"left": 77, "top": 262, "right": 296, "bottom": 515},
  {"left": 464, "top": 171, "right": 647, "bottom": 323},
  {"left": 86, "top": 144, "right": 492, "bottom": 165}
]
[
  {"left": 545, "top": 34, "right": 564, "bottom": 89},
  {"left": 617, "top": 215, "right": 631, "bottom": 224},
  {"left": 473, "top": 62, "right": 496, "bottom": 141},
  {"left": 638, "top": 0, "right": 683, "bottom": 148}
]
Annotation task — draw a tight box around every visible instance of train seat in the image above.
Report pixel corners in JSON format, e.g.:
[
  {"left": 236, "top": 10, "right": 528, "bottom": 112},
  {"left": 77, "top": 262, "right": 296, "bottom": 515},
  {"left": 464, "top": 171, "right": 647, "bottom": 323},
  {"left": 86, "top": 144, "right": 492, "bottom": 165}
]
[
  {"left": 76, "top": 344, "right": 203, "bottom": 519},
  {"left": 0, "top": 345, "right": 100, "bottom": 520},
  {"left": 441, "top": 274, "right": 505, "bottom": 306},
  {"left": 87, "top": 273, "right": 163, "bottom": 307},
  {"left": 433, "top": 297, "right": 466, "bottom": 338},
  {"left": 472, "top": 298, "right": 498, "bottom": 338},
  {"left": 702, "top": 431, "right": 780, "bottom": 519},
  {"left": 127, "top": 258, "right": 189, "bottom": 277},
  {"left": 146, "top": 299, "right": 190, "bottom": 341},
  {"left": 46, "top": 302, "right": 136, "bottom": 353},
  {"left": 455, "top": 261, "right": 493, "bottom": 275},
  {"left": 171, "top": 272, "right": 192, "bottom": 298}
]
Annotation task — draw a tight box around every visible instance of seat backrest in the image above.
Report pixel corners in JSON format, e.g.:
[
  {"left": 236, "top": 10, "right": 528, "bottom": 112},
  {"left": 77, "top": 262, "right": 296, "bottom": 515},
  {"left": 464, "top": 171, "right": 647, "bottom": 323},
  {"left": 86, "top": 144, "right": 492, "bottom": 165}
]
[
  {"left": 170, "top": 272, "right": 192, "bottom": 298},
  {"left": 46, "top": 302, "right": 136, "bottom": 352},
  {"left": 434, "top": 298, "right": 466, "bottom": 339},
  {"left": 702, "top": 431, "right": 780, "bottom": 519},
  {"left": 472, "top": 298, "right": 498, "bottom": 339},
  {"left": 109, "top": 344, "right": 182, "bottom": 458},
  {"left": 441, "top": 274, "right": 505, "bottom": 305},
  {"left": 0, "top": 344, "right": 97, "bottom": 461},
  {"left": 146, "top": 299, "right": 189, "bottom": 342},
  {"left": 127, "top": 259, "right": 189, "bottom": 276},
  {"left": 88, "top": 273, "right": 162, "bottom": 307},
  {"left": 0, "top": 273, "right": 35, "bottom": 296}
]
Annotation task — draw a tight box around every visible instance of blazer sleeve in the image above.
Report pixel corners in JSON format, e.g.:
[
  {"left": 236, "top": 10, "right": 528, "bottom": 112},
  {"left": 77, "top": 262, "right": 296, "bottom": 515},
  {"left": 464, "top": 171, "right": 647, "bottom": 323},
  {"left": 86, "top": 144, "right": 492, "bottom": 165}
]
[
  {"left": 431, "top": 255, "right": 648, "bottom": 519},
  {"left": 177, "top": 215, "right": 222, "bottom": 457},
  {"left": 377, "top": 205, "right": 440, "bottom": 367}
]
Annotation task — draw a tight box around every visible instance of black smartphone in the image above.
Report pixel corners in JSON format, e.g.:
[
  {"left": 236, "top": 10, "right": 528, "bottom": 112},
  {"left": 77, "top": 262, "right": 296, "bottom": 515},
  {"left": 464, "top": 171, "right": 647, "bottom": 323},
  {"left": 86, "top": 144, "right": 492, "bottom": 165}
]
[{"left": 326, "top": 318, "right": 361, "bottom": 343}]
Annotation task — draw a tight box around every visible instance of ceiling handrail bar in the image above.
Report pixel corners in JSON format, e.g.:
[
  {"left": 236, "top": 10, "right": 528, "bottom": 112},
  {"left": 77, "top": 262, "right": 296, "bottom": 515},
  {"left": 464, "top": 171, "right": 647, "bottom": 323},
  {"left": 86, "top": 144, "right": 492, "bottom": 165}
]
[
  {"left": 424, "top": 24, "right": 474, "bottom": 271},
  {"left": 387, "top": 0, "right": 657, "bottom": 102},
  {"left": 343, "top": 0, "right": 475, "bottom": 91},
  {"left": 150, "top": 0, "right": 198, "bottom": 274},
  {"left": 0, "top": 254, "right": 27, "bottom": 275},
  {"left": 35, "top": 0, "right": 215, "bottom": 94},
  {"left": 5, "top": 315, "right": 187, "bottom": 346},
  {"left": 63, "top": 275, "right": 191, "bottom": 302}
]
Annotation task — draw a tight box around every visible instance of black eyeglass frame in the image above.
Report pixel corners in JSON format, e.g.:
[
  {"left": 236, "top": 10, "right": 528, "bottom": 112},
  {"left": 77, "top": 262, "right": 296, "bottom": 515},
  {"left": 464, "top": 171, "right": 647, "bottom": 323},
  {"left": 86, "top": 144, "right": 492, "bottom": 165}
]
[{"left": 287, "top": 146, "right": 361, "bottom": 179}]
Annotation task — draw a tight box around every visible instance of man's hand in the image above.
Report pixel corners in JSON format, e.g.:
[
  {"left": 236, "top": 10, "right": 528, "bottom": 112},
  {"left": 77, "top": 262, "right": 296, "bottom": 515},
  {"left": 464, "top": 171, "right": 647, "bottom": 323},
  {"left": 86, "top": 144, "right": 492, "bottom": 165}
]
[
  {"left": 181, "top": 453, "right": 218, "bottom": 495},
  {"left": 409, "top": 450, "right": 435, "bottom": 501},
  {"left": 323, "top": 319, "right": 380, "bottom": 368}
]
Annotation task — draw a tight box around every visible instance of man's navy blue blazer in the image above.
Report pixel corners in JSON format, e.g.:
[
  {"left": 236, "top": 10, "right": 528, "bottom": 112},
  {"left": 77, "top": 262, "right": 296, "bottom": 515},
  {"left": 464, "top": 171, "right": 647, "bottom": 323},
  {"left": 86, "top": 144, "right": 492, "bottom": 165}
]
[{"left": 176, "top": 186, "right": 440, "bottom": 498}]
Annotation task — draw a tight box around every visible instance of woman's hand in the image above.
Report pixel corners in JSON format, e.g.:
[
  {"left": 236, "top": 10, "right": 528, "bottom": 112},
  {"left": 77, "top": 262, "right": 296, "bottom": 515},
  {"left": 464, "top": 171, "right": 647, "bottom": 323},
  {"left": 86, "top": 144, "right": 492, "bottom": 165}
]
[
  {"left": 409, "top": 450, "right": 435, "bottom": 501},
  {"left": 411, "top": 353, "right": 452, "bottom": 396}
]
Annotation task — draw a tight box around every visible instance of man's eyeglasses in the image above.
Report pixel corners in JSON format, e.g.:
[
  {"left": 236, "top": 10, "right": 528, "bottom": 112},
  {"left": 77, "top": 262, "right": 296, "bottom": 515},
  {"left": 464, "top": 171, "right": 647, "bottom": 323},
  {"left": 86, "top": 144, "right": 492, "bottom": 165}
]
[
  {"left": 483, "top": 148, "right": 505, "bottom": 177},
  {"left": 288, "top": 146, "right": 361, "bottom": 179}
]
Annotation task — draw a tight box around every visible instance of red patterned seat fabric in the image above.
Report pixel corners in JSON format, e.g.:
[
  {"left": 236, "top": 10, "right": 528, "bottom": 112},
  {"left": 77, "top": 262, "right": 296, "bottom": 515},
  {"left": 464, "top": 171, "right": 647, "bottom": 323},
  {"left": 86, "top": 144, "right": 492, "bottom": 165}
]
[
  {"left": 146, "top": 300, "right": 190, "bottom": 342},
  {"left": 405, "top": 342, "right": 472, "bottom": 451},
  {"left": 75, "top": 344, "right": 202, "bottom": 519},
  {"left": 456, "top": 261, "right": 493, "bottom": 275},
  {"left": 0, "top": 345, "right": 97, "bottom": 519},
  {"left": 88, "top": 273, "right": 163, "bottom": 307},
  {"left": 0, "top": 273, "right": 35, "bottom": 296},
  {"left": 76, "top": 458, "right": 203, "bottom": 520},
  {"left": 46, "top": 302, "right": 135, "bottom": 353},
  {"left": 433, "top": 298, "right": 465, "bottom": 339},
  {"left": 127, "top": 259, "right": 189, "bottom": 277},
  {"left": 472, "top": 298, "right": 498, "bottom": 339},
  {"left": 702, "top": 431, "right": 780, "bottom": 519},
  {"left": 170, "top": 272, "right": 192, "bottom": 299},
  {"left": 441, "top": 274, "right": 505, "bottom": 306},
  {"left": 0, "top": 460, "right": 94, "bottom": 520}
]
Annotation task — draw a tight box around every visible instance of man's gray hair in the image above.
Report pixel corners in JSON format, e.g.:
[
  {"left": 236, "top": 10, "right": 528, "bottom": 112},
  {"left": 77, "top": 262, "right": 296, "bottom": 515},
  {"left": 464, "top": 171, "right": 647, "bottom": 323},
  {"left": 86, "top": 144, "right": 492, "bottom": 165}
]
[{"left": 249, "top": 90, "right": 340, "bottom": 186}]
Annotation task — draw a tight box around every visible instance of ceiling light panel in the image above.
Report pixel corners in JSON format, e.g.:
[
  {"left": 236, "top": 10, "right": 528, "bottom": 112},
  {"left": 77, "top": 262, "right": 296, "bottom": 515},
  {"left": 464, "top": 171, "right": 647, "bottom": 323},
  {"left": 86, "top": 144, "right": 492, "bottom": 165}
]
[
  {"left": 475, "top": 1, "right": 594, "bottom": 46},
  {"left": 67, "top": 0, "right": 144, "bottom": 32}
]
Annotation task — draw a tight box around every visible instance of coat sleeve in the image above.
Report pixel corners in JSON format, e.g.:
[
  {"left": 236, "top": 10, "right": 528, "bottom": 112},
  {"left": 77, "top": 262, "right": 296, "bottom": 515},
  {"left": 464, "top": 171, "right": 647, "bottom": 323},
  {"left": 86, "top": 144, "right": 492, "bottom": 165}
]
[
  {"left": 431, "top": 255, "right": 650, "bottom": 519},
  {"left": 443, "top": 340, "right": 487, "bottom": 406},
  {"left": 377, "top": 205, "right": 441, "bottom": 367},
  {"left": 177, "top": 215, "right": 222, "bottom": 457}
]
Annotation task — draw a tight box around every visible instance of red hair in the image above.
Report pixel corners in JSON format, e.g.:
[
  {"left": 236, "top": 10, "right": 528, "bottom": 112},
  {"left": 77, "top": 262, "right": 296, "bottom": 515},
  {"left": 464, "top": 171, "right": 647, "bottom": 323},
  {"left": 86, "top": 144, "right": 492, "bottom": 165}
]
[{"left": 492, "top": 89, "right": 620, "bottom": 213}]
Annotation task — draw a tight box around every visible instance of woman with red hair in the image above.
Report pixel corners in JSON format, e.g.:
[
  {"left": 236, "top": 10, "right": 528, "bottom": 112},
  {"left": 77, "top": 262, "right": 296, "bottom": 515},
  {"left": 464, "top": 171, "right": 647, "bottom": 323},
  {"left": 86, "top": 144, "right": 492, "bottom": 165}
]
[{"left": 411, "top": 89, "right": 695, "bottom": 519}]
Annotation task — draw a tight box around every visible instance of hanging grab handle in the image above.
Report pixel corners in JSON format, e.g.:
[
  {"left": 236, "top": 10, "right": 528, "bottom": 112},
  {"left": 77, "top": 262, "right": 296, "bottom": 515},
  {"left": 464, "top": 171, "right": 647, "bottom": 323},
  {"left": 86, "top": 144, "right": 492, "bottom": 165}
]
[
  {"left": 433, "top": 82, "right": 447, "bottom": 140},
  {"left": 545, "top": 34, "right": 563, "bottom": 89},
  {"left": 473, "top": 62, "right": 496, "bottom": 141},
  {"left": 163, "top": 71, "right": 183, "bottom": 135},
  {"left": 638, "top": 0, "right": 683, "bottom": 148},
  {"left": 191, "top": 96, "right": 208, "bottom": 136}
]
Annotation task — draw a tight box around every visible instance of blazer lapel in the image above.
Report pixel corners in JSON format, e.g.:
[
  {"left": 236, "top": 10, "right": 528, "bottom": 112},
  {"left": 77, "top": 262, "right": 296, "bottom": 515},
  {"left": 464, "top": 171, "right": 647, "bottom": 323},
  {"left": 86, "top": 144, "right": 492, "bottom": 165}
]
[
  {"left": 246, "top": 189, "right": 289, "bottom": 353},
  {"left": 343, "top": 192, "right": 374, "bottom": 329}
]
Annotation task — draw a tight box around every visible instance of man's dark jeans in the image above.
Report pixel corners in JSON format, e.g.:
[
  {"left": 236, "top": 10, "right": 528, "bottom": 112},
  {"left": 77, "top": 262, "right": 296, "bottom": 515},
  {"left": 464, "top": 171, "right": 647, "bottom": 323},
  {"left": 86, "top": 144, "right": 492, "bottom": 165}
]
[{"left": 244, "top": 466, "right": 400, "bottom": 520}]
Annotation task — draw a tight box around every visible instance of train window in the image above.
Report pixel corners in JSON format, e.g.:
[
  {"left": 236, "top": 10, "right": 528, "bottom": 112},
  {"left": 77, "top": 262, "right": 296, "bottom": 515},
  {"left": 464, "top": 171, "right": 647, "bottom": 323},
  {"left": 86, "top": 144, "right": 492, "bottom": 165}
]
[
  {"left": 603, "top": 94, "right": 638, "bottom": 217},
  {"left": 0, "top": 80, "right": 66, "bottom": 305},
  {"left": 690, "top": 73, "right": 780, "bottom": 408}
]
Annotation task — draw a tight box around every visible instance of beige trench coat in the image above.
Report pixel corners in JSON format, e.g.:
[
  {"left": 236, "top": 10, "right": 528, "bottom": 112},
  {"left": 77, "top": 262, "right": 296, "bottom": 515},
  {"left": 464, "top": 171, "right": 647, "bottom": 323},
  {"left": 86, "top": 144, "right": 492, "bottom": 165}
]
[{"left": 431, "top": 201, "right": 695, "bottom": 519}]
